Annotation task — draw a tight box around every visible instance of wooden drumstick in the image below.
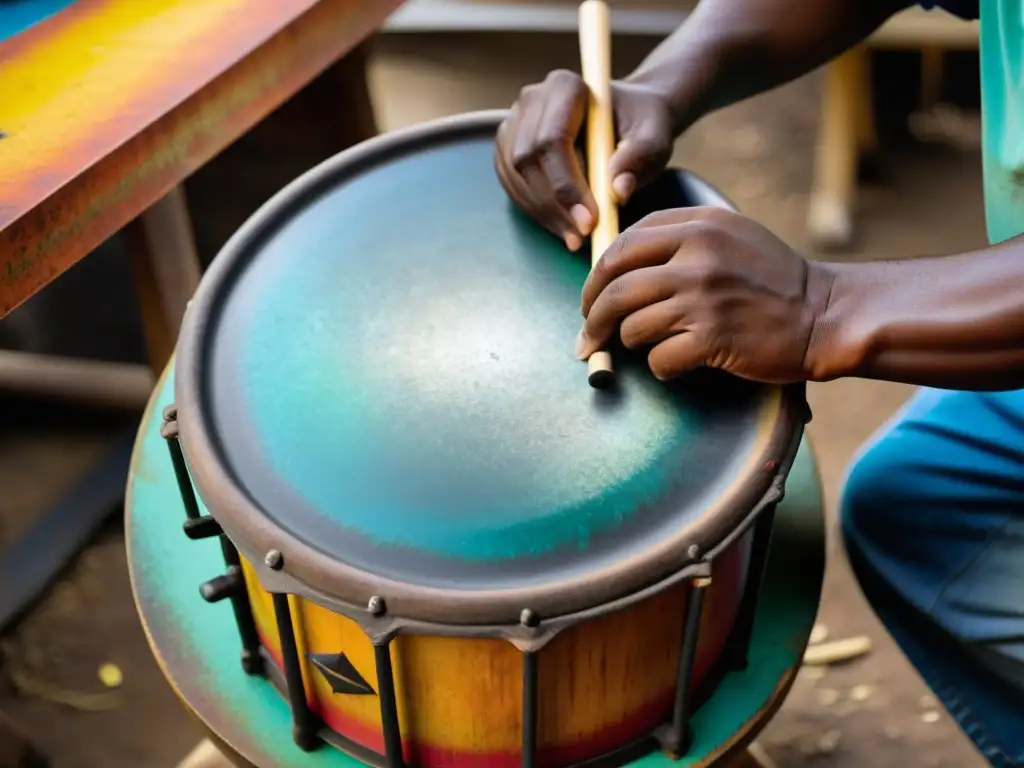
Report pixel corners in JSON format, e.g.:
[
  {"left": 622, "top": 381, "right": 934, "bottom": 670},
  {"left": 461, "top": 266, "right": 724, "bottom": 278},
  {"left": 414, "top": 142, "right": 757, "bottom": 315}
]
[{"left": 579, "top": 0, "right": 617, "bottom": 389}]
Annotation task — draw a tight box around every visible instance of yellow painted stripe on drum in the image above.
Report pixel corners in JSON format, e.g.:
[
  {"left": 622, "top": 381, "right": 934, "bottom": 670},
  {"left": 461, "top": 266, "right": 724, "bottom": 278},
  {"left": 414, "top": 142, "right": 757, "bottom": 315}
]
[
  {"left": 242, "top": 562, "right": 744, "bottom": 756},
  {"left": 241, "top": 558, "right": 276, "bottom": 644},
  {"left": 296, "top": 598, "right": 382, "bottom": 729}
]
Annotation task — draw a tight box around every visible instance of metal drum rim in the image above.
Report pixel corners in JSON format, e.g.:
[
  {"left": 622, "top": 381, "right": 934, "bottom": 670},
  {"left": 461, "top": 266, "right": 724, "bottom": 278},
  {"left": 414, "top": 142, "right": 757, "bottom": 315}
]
[{"left": 174, "top": 109, "right": 807, "bottom": 629}]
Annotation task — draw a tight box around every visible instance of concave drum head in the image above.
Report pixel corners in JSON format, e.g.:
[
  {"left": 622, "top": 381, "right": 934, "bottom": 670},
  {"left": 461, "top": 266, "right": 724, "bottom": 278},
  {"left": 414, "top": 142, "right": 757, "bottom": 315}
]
[{"left": 176, "top": 111, "right": 801, "bottom": 626}]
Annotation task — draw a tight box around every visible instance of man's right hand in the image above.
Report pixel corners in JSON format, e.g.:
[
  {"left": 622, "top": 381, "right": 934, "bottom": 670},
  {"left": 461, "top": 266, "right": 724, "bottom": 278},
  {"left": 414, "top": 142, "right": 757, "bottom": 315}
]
[{"left": 494, "top": 69, "right": 674, "bottom": 252}]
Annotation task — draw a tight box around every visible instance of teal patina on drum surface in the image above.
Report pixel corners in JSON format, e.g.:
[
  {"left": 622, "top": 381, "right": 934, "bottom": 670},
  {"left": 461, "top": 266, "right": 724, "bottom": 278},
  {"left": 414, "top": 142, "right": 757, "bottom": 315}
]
[{"left": 204, "top": 134, "right": 771, "bottom": 589}]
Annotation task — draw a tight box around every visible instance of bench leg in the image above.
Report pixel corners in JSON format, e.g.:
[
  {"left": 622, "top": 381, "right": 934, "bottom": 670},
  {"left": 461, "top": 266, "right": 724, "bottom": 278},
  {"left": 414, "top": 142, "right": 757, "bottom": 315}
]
[
  {"left": 126, "top": 184, "right": 202, "bottom": 374},
  {"left": 808, "top": 46, "right": 869, "bottom": 251},
  {"left": 920, "top": 45, "right": 944, "bottom": 109}
]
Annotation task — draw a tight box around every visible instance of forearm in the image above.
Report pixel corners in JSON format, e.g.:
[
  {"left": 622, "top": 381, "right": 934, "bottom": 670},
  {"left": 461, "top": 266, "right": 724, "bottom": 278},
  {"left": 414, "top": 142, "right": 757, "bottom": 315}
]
[
  {"left": 625, "top": 0, "right": 912, "bottom": 133},
  {"left": 809, "top": 238, "right": 1024, "bottom": 391}
]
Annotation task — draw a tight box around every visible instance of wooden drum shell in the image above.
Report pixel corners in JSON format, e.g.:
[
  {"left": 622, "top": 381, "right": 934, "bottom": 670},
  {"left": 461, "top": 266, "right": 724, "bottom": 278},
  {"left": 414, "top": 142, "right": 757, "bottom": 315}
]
[{"left": 240, "top": 529, "right": 751, "bottom": 768}]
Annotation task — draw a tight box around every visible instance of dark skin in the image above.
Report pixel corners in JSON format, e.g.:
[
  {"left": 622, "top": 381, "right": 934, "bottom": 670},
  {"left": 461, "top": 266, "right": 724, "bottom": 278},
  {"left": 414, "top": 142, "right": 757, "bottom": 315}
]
[
  {"left": 495, "top": 0, "right": 913, "bottom": 247},
  {"left": 497, "top": 0, "right": 1024, "bottom": 392}
]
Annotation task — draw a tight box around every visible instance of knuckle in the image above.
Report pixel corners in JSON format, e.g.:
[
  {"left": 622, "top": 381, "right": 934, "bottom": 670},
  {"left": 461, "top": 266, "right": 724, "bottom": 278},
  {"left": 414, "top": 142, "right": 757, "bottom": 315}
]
[
  {"left": 691, "top": 221, "right": 729, "bottom": 252},
  {"left": 535, "top": 132, "right": 566, "bottom": 156},
  {"left": 598, "top": 232, "right": 629, "bottom": 274},
  {"left": 692, "top": 259, "right": 721, "bottom": 293},
  {"left": 551, "top": 179, "right": 579, "bottom": 206},
  {"left": 633, "top": 211, "right": 667, "bottom": 229},
  {"left": 517, "top": 83, "right": 540, "bottom": 103},
  {"left": 691, "top": 205, "right": 739, "bottom": 228},
  {"left": 619, "top": 322, "right": 643, "bottom": 350},
  {"left": 647, "top": 351, "right": 673, "bottom": 381},
  {"left": 628, "top": 121, "right": 666, "bottom": 150},
  {"left": 510, "top": 146, "right": 536, "bottom": 172},
  {"left": 546, "top": 69, "right": 584, "bottom": 93},
  {"left": 606, "top": 275, "right": 629, "bottom": 303},
  {"left": 674, "top": 221, "right": 727, "bottom": 262},
  {"left": 631, "top": 210, "right": 682, "bottom": 231}
]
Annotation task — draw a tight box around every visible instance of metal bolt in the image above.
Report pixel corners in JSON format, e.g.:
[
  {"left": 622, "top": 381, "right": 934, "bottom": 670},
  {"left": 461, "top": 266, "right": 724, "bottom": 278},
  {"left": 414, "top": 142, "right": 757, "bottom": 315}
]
[
  {"left": 264, "top": 549, "right": 284, "bottom": 570},
  {"left": 687, "top": 544, "right": 701, "bottom": 560},
  {"left": 520, "top": 608, "right": 539, "bottom": 627},
  {"left": 368, "top": 596, "right": 386, "bottom": 616}
]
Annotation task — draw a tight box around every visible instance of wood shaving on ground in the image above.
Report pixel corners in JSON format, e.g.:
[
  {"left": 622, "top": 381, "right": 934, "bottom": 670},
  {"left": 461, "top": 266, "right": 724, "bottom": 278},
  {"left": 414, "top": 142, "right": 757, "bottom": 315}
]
[
  {"left": 849, "top": 684, "right": 873, "bottom": 702},
  {"left": 817, "top": 729, "right": 842, "bottom": 754},
  {"left": 803, "top": 635, "right": 872, "bottom": 666},
  {"left": 809, "top": 623, "right": 829, "bottom": 645},
  {"left": 746, "top": 741, "right": 779, "bottom": 768},
  {"left": 174, "top": 739, "right": 235, "bottom": 768},
  {"left": 816, "top": 688, "right": 840, "bottom": 706},
  {"left": 98, "top": 663, "right": 123, "bottom": 688}
]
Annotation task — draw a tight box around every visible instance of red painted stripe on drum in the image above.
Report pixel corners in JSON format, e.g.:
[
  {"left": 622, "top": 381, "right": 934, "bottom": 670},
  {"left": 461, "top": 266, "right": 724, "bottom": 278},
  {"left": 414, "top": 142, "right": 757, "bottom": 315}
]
[{"left": 312, "top": 690, "right": 675, "bottom": 768}]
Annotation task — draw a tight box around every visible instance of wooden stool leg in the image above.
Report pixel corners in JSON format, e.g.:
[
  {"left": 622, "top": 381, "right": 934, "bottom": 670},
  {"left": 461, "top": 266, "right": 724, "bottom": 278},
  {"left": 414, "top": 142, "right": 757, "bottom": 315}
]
[
  {"left": 126, "top": 184, "right": 202, "bottom": 374},
  {"left": 920, "top": 45, "right": 944, "bottom": 109},
  {"left": 854, "top": 51, "right": 878, "bottom": 158},
  {"left": 808, "top": 46, "right": 868, "bottom": 251},
  {"left": 326, "top": 39, "right": 379, "bottom": 147}
]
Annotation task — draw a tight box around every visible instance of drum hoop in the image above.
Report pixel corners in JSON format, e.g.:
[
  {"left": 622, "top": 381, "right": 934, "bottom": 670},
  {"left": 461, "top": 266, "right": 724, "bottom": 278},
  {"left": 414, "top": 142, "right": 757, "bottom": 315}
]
[{"left": 175, "top": 109, "right": 808, "bottom": 630}]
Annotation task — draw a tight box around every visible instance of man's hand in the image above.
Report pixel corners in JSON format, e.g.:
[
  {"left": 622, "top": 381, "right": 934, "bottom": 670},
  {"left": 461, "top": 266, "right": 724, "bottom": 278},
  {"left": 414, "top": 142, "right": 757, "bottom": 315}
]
[
  {"left": 494, "top": 69, "right": 674, "bottom": 252},
  {"left": 577, "top": 207, "right": 835, "bottom": 384}
]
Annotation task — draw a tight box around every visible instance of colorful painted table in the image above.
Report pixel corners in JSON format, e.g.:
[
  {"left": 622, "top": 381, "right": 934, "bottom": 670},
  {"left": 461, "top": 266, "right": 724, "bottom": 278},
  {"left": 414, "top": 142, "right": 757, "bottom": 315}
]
[
  {"left": 0, "top": 0, "right": 402, "bottom": 338},
  {"left": 127, "top": 365, "right": 826, "bottom": 767}
]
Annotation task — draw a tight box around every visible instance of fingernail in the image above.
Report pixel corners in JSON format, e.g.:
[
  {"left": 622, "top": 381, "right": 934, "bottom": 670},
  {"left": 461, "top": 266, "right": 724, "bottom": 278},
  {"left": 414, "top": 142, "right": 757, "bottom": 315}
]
[
  {"left": 570, "top": 204, "right": 594, "bottom": 236},
  {"left": 612, "top": 173, "right": 636, "bottom": 203},
  {"left": 575, "top": 330, "right": 589, "bottom": 359},
  {"left": 564, "top": 232, "right": 582, "bottom": 252}
]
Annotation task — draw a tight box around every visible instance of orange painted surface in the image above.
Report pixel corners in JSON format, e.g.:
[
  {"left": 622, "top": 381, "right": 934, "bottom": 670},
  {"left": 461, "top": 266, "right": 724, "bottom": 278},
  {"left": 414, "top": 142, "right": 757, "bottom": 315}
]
[
  {"left": 240, "top": 533, "right": 749, "bottom": 768},
  {"left": 0, "top": 0, "right": 402, "bottom": 317}
]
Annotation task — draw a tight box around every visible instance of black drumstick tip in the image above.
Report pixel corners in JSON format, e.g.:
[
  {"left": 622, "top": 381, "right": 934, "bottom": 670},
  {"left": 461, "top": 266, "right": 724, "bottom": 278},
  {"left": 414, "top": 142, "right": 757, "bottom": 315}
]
[{"left": 588, "top": 368, "right": 617, "bottom": 390}]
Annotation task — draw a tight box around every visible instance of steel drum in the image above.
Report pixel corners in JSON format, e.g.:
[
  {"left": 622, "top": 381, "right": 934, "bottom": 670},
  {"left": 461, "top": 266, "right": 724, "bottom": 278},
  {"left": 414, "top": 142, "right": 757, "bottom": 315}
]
[{"left": 127, "top": 110, "right": 825, "bottom": 768}]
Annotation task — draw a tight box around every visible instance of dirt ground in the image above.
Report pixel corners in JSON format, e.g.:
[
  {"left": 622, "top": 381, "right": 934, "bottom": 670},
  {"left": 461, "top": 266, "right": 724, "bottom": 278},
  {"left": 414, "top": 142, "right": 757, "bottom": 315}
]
[{"left": 0, "top": 33, "right": 993, "bottom": 768}]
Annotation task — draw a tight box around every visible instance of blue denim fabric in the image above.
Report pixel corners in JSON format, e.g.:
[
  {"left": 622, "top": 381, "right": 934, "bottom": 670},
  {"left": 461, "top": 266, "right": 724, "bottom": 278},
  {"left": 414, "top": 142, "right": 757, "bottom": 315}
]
[{"left": 841, "top": 388, "right": 1024, "bottom": 766}]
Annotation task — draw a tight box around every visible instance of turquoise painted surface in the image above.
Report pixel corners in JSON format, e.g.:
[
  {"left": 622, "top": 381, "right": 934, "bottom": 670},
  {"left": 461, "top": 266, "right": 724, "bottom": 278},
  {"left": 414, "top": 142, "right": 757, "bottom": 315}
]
[
  {"left": 979, "top": 1, "right": 1024, "bottom": 244},
  {"left": 0, "top": 0, "right": 76, "bottom": 40},
  {"left": 127, "top": 366, "right": 825, "bottom": 768},
  {"left": 204, "top": 136, "right": 772, "bottom": 588}
]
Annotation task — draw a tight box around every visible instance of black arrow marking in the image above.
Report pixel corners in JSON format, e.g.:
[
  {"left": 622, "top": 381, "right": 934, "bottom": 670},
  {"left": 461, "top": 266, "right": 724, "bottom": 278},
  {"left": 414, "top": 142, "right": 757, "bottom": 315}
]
[{"left": 310, "top": 652, "right": 376, "bottom": 696}]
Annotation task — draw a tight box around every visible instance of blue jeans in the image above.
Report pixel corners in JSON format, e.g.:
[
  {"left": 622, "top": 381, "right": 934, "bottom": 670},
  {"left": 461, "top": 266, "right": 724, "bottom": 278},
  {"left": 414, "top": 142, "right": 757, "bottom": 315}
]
[{"left": 841, "top": 388, "right": 1024, "bottom": 767}]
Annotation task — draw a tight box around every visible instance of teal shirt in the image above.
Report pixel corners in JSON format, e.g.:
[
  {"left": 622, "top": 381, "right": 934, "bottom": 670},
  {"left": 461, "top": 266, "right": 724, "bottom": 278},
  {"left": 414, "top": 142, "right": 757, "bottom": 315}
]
[{"left": 980, "top": 1, "right": 1024, "bottom": 243}]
